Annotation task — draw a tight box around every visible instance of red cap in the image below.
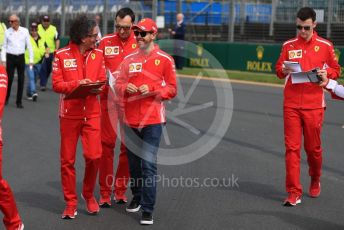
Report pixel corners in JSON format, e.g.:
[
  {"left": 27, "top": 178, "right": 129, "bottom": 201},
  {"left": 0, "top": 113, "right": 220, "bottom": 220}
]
[{"left": 132, "top": 18, "right": 157, "bottom": 33}]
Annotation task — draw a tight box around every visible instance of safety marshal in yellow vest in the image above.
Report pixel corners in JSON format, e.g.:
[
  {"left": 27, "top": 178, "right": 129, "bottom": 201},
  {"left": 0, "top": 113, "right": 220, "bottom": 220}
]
[
  {"left": 0, "top": 22, "right": 6, "bottom": 51},
  {"left": 38, "top": 15, "right": 60, "bottom": 53}
]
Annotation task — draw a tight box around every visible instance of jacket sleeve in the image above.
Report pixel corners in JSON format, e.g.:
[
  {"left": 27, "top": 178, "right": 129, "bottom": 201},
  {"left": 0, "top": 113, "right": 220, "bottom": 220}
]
[
  {"left": 325, "top": 79, "right": 344, "bottom": 100},
  {"left": 275, "top": 46, "right": 288, "bottom": 79},
  {"left": 0, "top": 67, "right": 7, "bottom": 117},
  {"left": 52, "top": 53, "right": 80, "bottom": 94},
  {"left": 275, "top": 44, "right": 288, "bottom": 79},
  {"left": 153, "top": 58, "right": 177, "bottom": 100},
  {"left": 325, "top": 44, "right": 341, "bottom": 80}
]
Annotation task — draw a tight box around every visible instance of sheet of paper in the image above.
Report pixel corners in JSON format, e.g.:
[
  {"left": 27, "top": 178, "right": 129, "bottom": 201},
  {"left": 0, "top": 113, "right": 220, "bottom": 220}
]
[
  {"left": 291, "top": 72, "right": 310, "bottom": 84},
  {"left": 284, "top": 61, "right": 302, "bottom": 73},
  {"left": 107, "top": 70, "right": 115, "bottom": 93}
]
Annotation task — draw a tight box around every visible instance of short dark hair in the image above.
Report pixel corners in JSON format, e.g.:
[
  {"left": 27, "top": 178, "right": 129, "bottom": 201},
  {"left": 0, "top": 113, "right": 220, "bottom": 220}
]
[
  {"left": 69, "top": 14, "right": 96, "bottom": 45},
  {"left": 115, "top": 7, "right": 135, "bottom": 23},
  {"left": 297, "top": 7, "right": 316, "bottom": 22}
]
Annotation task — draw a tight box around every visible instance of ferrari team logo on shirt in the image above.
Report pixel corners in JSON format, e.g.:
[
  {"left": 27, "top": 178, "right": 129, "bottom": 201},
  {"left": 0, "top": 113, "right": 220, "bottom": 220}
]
[
  {"left": 129, "top": 63, "right": 143, "bottom": 73},
  {"left": 64, "top": 59, "right": 77, "bottom": 68},
  {"left": 155, "top": 59, "right": 160, "bottom": 66},
  {"left": 105, "top": 46, "right": 120, "bottom": 55},
  {"left": 132, "top": 44, "right": 137, "bottom": 49},
  {"left": 314, "top": 46, "right": 320, "bottom": 52},
  {"left": 288, "top": 49, "right": 302, "bottom": 59},
  {"left": 91, "top": 53, "right": 96, "bottom": 60}
]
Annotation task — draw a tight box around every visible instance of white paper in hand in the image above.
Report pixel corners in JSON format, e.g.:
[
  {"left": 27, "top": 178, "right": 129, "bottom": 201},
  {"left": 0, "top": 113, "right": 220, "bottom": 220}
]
[
  {"left": 284, "top": 61, "right": 302, "bottom": 73},
  {"left": 107, "top": 70, "right": 116, "bottom": 93}
]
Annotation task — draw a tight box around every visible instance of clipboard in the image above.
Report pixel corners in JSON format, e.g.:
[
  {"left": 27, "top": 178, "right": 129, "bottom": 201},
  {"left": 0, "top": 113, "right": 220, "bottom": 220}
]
[
  {"left": 127, "top": 91, "right": 158, "bottom": 102},
  {"left": 306, "top": 68, "right": 321, "bottom": 83},
  {"left": 291, "top": 68, "right": 321, "bottom": 84},
  {"left": 64, "top": 81, "right": 106, "bottom": 100}
]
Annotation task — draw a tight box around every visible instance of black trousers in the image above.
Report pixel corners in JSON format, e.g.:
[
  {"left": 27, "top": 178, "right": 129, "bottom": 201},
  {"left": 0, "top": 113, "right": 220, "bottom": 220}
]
[{"left": 6, "top": 53, "right": 25, "bottom": 105}]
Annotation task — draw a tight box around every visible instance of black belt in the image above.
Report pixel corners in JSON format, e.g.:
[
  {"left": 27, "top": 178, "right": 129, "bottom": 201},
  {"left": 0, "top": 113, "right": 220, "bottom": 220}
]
[{"left": 7, "top": 53, "right": 24, "bottom": 57}]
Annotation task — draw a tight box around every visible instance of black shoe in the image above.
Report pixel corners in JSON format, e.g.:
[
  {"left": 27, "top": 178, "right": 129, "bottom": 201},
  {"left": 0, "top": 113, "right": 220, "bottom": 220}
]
[
  {"left": 126, "top": 199, "right": 141, "bottom": 213},
  {"left": 40, "top": 86, "right": 46, "bottom": 91},
  {"left": 16, "top": 103, "right": 24, "bottom": 109},
  {"left": 32, "top": 93, "right": 38, "bottom": 102},
  {"left": 140, "top": 211, "right": 153, "bottom": 225}
]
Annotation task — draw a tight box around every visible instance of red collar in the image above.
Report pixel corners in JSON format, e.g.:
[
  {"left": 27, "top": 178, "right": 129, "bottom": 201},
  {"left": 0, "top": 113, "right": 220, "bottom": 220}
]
[{"left": 297, "top": 31, "right": 318, "bottom": 44}]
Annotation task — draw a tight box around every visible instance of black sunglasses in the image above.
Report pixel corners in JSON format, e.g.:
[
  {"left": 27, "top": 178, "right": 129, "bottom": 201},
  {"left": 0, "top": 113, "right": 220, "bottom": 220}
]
[
  {"left": 8, "top": 20, "right": 17, "bottom": 23},
  {"left": 296, "top": 25, "right": 311, "bottom": 31},
  {"left": 134, "top": 30, "right": 152, "bottom": 37},
  {"left": 115, "top": 25, "right": 131, "bottom": 31}
]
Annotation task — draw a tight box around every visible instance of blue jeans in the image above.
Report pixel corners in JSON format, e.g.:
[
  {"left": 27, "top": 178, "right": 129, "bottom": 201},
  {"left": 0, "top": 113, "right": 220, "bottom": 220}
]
[
  {"left": 124, "top": 124, "right": 163, "bottom": 213},
  {"left": 40, "top": 53, "right": 53, "bottom": 87},
  {"left": 25, "top": 64, "right": 41, "bottom": 97}
]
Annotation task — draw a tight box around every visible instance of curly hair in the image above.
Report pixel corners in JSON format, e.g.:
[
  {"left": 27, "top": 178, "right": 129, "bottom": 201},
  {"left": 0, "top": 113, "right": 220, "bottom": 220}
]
[{"left": 69, "top": 14, "right": 97, "bottom": 45}]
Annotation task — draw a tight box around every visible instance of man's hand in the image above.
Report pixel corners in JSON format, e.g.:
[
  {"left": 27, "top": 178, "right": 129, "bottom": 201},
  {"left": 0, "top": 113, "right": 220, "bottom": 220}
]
[
  {"left": 126, "top": 83, "right": 138, "bottom": 94},
  {"left": 90, "top": 88, "right": 102, "bottom": 94},
  {"left": 168, "top": 28, "right": 176, "bottom": 35},
  {"left": 282, "top": 66, "right": 294, "bottom": 75},
  {"left": 138, "top": 84, "right": 149, "bottom": 95},
  {"left": 80, "top": 79, "right": 92, "bottom": 84},
  {"left": 318, "top": 69, "right": 329, "bottom": 87}
]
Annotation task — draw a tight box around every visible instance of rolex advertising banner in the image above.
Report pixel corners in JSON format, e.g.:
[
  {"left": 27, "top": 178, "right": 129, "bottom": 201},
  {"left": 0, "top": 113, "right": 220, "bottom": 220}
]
[{"left": 185, "top": 42, "right": 344, "bottom": 76}]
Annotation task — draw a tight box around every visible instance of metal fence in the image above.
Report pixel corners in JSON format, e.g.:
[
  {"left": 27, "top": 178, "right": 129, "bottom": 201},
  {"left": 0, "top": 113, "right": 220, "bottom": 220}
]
[{"left": 0, "top": 0, "right": 344, "bottom": 45}]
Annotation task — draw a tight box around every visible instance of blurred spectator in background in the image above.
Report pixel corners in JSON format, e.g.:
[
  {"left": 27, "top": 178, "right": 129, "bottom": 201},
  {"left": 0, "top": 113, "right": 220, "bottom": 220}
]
[
  {"left": 38, "top": 15, "right": 60, "bottom": 91},
  {"left": 168, "top": 13, "right": 186, "bottom": 70},
  {"left": 25, "top": 22, "right": 46, "bottom": 102},
  {"left": 95, "top": 15, "right": 102, "bottom": 39},
  {"left": 1, "top": 14, "right": 33, "bottom": 108},
  {"left": 0, "top": 21, "right": 6, "bottom": 53}
]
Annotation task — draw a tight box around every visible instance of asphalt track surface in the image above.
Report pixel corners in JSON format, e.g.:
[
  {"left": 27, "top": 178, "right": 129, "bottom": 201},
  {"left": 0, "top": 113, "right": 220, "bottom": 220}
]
[{"left": 2, "top": 76, "right": 344, "bottom": 230}]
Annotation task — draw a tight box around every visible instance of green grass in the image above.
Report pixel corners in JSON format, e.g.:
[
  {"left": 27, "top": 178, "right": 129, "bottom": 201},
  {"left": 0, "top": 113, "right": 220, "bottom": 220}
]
[{"left": 178, "top": 67, "right": 344, "bottom": 85}]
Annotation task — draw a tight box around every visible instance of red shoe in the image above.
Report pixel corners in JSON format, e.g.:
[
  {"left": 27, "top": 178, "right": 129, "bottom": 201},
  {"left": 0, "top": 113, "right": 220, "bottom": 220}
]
[
  {"left": 283, "top": 193, "right": 301, "bottom": 206},
  {"left": 99, "top": 196, "right": 111, "bottom": 208},
  {"left": 309, "top": 179, "right": 321, "bottom": 198},
  {"left": 81, "top": 194, "right": 100, "bottom": 214},
  {"left": 61, "top": 206, "right": 77, "bottom": 219}
]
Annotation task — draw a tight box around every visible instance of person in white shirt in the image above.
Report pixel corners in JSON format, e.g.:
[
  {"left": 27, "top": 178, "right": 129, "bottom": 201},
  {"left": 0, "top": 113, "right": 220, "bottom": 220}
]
[
  {"left": 319, "top": 71, "right": 344, "bottom": 99},
  {"left": 95, "top": 15, "right": 102, "bottom": 39},
  {"left": 0, "top": 14, "right": 33, "bottom": 108}
]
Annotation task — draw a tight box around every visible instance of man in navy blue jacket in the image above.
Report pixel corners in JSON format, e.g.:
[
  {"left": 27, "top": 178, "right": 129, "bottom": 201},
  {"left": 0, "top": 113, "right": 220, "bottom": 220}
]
[{"left": 168, "top": 13, "right": 186, "bottom": 69}]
